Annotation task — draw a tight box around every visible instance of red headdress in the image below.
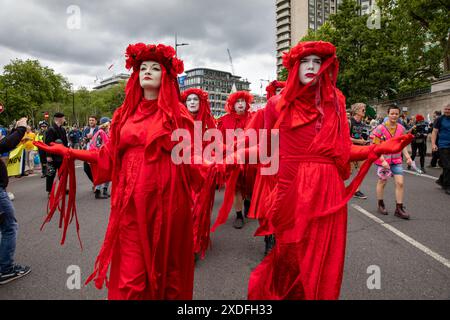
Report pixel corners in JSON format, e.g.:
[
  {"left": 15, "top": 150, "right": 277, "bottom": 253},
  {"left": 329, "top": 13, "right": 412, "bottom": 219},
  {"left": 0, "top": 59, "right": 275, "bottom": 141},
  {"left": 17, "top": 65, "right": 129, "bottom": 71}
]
[
  {"left": 276, "top": 41, "right": 351, "bottom": 179},
  {"left": 266, "top": 80, "right": 286, "bottom": 100},
  {"left": 415, "top": 114, "right": 424, "bottom": 122},
  {"left": 181, "top": 88, "right": 216, "bottom": 130},
  {"left": 225, "top": 91, "right": 253, "bottom": 114}
]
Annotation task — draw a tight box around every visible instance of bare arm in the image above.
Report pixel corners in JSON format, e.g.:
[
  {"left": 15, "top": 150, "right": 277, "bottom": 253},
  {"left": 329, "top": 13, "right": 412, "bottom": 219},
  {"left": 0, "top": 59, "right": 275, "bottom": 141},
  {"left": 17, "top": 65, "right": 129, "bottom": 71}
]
[{"left": 431, "top": 128, "right": 439, "bottom": 151}]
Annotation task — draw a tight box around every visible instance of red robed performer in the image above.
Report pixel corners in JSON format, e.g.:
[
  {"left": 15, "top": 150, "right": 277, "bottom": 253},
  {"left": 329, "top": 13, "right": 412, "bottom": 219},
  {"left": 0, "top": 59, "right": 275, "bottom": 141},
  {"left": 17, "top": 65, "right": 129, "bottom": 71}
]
[
  {"left": 241, "top": 41, "right": 412, "bottom": 300},
  {"left": 181, "top": 88, "right": 217, "bottom": 259},
  {"left": 265, "top": 80, "right": 286, "bottom": 100},
  {"left": 245, "top": 80, "right": 286, "bottom": 255},
  {"left": 214, "top": 91, "right": 257, "bottom": 230},
  {"left": 34, "top": 43, "right": 213, "bottom": 300}
]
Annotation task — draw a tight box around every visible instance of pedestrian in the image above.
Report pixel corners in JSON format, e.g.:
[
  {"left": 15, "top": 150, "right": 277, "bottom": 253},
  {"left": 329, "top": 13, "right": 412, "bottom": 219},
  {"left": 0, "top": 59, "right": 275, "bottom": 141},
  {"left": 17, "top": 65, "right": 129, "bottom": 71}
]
[
  {"left": 35, "top": 43, "right": 212, "bottom": 300},
  {"left": 45, "top": 113, "right": 69, "bottom": 196},
  {"left": 431, "top": 104, "right": 450, "bottom": 195},
  {"left": 68, "top": 124, "right": 82, "bottom": 150},
  {"left": 216, "top": 91, "right": 254, "bottom": 229},
  {"left": 349, "top": 102, "right": 369, "bottom": 199},
  {"left": 22, "top": 126, "right": 37, "bottom": 175},
  {"left": 82, "top": 116, "right": 99, "bottom": 184},
  {"left": 0, "top": 117, "right": 32, "bottom": 285},
  {"left": 246, "top": 41, "right": 412, "bottom": 300},
  {"left": 410, "top": 114, "right": 428, "bottom": 173},
  {"left": 35, "top": 121, "right": 48, "bottom": 178},
  {"left": 0, "top": 126, "right": 9, "bottom": 166},
  {"left": 88, "top": 117, "right": 111, "bottom": 199},
  {"left": 430, "top": 110, "right": 442, "bottom": 168},
  {"left": 371, "top": 105, "right": 413, "bottom": 219}
]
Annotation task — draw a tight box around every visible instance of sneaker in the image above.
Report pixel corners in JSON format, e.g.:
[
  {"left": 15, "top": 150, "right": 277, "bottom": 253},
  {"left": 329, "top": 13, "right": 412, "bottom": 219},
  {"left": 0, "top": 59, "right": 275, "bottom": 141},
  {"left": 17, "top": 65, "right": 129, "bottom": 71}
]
[
  {"left": 95, "top": 189, "right": 108, "bottom": 199},
  {"left": 353, "top": 191, "right": 368, "bottom": 199},
  {"left": 7, "top": 192, "right": 15, "bottom": 201},
  {"left": 0, "top": 265, "right": 31, "bottom": 285},
  {"left": 233, "top": 217, "right": 244, "bottom": 229}
]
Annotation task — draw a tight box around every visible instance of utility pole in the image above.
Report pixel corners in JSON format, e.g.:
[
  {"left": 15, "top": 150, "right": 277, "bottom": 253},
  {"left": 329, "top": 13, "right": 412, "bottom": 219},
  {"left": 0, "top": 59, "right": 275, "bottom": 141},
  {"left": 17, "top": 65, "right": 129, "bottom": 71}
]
[{"left": 175, "top": 33, "right": 189, "bottom": 57}]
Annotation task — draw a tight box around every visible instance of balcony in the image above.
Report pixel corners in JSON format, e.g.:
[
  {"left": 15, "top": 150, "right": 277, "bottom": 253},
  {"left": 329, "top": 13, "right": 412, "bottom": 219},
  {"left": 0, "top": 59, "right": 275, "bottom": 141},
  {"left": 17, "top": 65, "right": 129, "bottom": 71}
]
[
  {"left": 276, "top": 17, "right": 290, "bottom": 28},
  {"left": 277, "top": 8, "right": 290, "bottom": 20},
  {"left": 277, "top": 40, "right": 291, "bottom": 51},
  {"left": 276, "top": 1, "right": 290, "bottom": 13},
  {"left": 277, "top": 25, "right": 290, "bottom": 35},
  {"left": 276, "top": 0, "right": 289, "bottom": 5}
]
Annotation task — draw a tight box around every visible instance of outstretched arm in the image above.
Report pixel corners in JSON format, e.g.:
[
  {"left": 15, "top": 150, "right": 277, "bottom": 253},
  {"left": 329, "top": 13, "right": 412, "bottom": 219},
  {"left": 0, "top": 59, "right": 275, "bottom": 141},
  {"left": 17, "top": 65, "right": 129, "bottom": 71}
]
[
  {"left": 34, "top": 141, "right": 98, "bottom": 163},
  {"left": 349, "top": 134, "right": 413, "bottom": 161}
]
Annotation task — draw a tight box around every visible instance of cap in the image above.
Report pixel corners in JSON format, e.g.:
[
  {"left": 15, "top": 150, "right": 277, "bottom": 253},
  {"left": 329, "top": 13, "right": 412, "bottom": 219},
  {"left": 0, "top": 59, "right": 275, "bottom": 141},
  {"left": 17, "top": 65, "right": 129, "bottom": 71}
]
[
  {"left": 38, "top": 120, "right": 49, "bottom": 127},
  {"left": 54, "top": 112, "right": 65, "bottom": 118},
  {"left": 100, "top": 117, "right": 111, "bottom": 125}
]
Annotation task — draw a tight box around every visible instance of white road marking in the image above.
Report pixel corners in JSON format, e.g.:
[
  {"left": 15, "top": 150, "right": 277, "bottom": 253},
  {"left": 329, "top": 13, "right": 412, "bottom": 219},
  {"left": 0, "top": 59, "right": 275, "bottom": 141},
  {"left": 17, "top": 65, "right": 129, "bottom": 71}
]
[
  {"left": 351, "top": 204, "right": 450, "bottom": 269},
  {"left": 404, "top": 170, "right": 438, "bottom": 181}
]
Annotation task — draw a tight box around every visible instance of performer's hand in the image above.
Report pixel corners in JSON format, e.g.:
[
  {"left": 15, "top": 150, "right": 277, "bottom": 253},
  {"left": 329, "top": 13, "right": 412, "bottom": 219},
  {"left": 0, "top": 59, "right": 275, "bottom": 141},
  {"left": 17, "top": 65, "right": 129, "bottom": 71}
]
[
  {"left": 34, "top": 141, "right": 69, "bottom": 157},
  {"left": 381, "top": 160, "right": 390, "bottom": 169},
  {"left": 373, "top": 134, "right": 413, "bottom": 156}
]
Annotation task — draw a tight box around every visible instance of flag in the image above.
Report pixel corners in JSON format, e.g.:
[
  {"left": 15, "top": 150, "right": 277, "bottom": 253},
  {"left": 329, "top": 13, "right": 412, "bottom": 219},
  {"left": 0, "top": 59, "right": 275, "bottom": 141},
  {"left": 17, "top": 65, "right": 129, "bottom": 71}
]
[{"left": 7, "top": 144, "right": 25, "bottom": 177}]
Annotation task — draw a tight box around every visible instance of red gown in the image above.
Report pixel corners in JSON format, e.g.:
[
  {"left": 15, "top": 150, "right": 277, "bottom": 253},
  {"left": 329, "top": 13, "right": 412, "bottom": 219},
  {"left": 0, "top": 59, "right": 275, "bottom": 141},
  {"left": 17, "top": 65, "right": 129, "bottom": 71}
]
[
  {"left": 90, "top": 99, "right": 199, "bottom": 299},
  {"left": 217, "top": 112, "right": 256, "bottom": 199},
  {"left": 248, "top": 90, "right": 350, "bottom": 300}
]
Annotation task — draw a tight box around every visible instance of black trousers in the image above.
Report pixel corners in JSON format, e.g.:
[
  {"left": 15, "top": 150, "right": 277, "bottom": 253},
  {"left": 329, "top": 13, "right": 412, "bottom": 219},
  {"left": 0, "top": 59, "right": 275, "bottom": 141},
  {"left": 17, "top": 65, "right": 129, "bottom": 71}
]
[
  {"left": 411, "top": 141, "right": 426, "bottom": 168},
  {"left": 46, "top": 161, "right": 62, "bottom": 193},
  {"left": 38, "top": 150, "right": 47, "bottom": 176},
  {"left": 83, "top": 161, "right": 93, "bottom": 183},
  {"left": 438, "top": 148, "right": 450, "bottom": 190},
  {"left": 430, "top": 150, "right": 441, "bottom": 167}
]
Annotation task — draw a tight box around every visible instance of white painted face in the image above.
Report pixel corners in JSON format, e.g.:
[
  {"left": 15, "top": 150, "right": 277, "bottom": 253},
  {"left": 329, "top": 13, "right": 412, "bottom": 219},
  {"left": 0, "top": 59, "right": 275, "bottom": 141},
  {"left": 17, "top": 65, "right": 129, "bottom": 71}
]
[
  {"left": 234, "top": 98, "right": 246, "bottom": 114},
  {"left": 186, "top": 94, "right": 200, "bottom": 114},
  {"left": 275, "top": 87, "right": 283, "bottom": 95},
  {"left": 139, "top": 60, "right": 162, "bottom": 90},
  {"left": 299, "top": 54, "right": 322, "bottom": 85}
]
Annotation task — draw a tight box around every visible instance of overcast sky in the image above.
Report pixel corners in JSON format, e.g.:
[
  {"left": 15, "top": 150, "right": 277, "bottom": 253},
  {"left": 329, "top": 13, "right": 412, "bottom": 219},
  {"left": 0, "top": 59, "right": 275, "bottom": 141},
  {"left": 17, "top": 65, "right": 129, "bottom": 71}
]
[{"left": 0, "top": 0, "right": 277, "bottom": 94}]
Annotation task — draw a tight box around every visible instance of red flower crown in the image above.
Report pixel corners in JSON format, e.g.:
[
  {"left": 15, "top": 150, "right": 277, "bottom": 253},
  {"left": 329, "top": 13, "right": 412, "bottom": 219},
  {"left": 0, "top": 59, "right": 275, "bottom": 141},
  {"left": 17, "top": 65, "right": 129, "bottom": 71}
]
[
  {"left": 181, "top": 88, "right": 209, "bottom": 102},
  {"left": 125, "top": 43, "right": 184, "bottom": 77},
  {"left": 282, "top": 41, "right": 336, "bottom": 70}
]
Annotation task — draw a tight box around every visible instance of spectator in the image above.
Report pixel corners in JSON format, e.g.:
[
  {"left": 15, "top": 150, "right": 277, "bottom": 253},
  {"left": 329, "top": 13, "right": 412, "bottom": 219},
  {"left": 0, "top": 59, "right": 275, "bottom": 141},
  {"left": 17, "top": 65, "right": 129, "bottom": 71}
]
[
  {"left": 430, "top": 110, "right": 442, "bottom": 168},
  {"left": 82, "top": 116, "right": 99, "bottom": 185},
  {"left": 0, "top": 126, "right": 9, "bottom": 166},
  {"left": 68, "top": 124, "right": 82, "bottom": 149},
  {"left": 409, "top": 114, "right": 428, "bottom": 173},
  {"left": 0, "top": 117, "right": 31, "bottom": 285},
  {"left": 89, "top": 117, "right": 111, "bottom": 199},
  {"left": 21, "top": 126, "right": 37, "bottom": 175},
  {"left": 371, "top": 105, "right": 413, "bottom": 219},
  {"left": 45, "top": 113, "right": 68, "bottom": 196},
  {"left": 35, "top": 121, "right": 48, "bottom": 178},
  {"left": 349, "top": 103, "right": 369, "bottom": 199},
  {"left": 432, "top": 104, "right": 450, "bottom": 195}
]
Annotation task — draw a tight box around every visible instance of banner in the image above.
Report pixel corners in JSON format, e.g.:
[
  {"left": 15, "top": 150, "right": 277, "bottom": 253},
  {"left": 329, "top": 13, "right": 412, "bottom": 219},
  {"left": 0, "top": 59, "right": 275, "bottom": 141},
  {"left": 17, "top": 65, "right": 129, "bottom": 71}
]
[{"left": 7, "top": 144, "right": 25, "bottom": 177}]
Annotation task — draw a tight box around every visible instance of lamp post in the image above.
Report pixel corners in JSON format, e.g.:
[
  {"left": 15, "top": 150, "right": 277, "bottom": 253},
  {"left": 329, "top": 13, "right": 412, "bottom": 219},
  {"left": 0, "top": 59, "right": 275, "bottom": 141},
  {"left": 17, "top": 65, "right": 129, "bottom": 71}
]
[{"left": 175, "top": 33, "right": 189, "bottom": 57}]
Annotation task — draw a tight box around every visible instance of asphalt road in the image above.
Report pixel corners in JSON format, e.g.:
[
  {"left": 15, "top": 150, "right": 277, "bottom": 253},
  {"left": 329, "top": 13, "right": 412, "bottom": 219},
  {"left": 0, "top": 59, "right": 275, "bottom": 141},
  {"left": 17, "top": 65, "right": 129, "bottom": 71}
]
[{"left": 0, "top": 159, "right": 449, "bottom": 300}]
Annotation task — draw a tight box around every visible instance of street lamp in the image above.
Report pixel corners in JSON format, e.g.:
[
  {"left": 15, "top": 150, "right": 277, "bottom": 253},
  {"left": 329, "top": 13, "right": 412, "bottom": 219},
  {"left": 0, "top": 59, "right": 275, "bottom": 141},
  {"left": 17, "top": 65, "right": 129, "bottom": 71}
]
[{"left": 175, "top": 33, "right": 189, "bottom": 56}]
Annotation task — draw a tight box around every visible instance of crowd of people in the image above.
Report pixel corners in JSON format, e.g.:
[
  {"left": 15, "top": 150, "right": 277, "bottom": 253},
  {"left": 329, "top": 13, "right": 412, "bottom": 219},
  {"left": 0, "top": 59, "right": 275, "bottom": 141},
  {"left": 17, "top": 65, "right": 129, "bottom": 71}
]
[{"left": 0, "top": 40, "right": 448, "bottom": 300}]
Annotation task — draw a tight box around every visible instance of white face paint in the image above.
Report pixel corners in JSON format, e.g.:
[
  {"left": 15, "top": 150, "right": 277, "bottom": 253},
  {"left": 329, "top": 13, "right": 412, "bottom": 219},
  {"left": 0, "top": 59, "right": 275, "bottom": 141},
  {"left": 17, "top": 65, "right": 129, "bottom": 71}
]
[
  {"left": 234, "top": 98, "right": 246, "bottom": 115},
  {"left": 139, "top": 60, "right": 162, "bottom": 90},
  {"left": 275, "top": 87, "right": 283, "bottom": 95},
  {"left": 299, "top": 54, "right": 322, "bottom": 85},
  {"left": 186, "top": 94, "right": 200, "bottom": 114}
]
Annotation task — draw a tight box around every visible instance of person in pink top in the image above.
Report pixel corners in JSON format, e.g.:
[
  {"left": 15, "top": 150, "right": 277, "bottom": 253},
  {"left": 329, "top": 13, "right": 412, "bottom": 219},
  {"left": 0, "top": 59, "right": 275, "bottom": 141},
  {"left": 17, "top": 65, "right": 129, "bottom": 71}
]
[
  {"left": 371, "top": 105, "right": 413, "bottom": 219},
  {"left": 89, "top": 117, "right": 111, "bottom": 199}
]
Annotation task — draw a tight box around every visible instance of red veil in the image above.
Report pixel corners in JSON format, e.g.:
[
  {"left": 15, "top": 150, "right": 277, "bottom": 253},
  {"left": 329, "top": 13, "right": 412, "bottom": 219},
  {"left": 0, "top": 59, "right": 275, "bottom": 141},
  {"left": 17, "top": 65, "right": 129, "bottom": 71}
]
[
  {"left": 181, "top": 88, "right": 216, "bottom": 131},
  {"left": 265, "top": 80, "right": 286, "bottom": 100}
]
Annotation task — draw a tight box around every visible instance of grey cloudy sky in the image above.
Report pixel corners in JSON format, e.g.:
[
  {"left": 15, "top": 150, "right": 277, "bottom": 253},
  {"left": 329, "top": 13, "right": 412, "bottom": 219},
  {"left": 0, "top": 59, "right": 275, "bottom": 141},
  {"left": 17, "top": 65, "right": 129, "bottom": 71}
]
[{"left": 0, "top": 0, "right": 277, "bottom": 94}]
